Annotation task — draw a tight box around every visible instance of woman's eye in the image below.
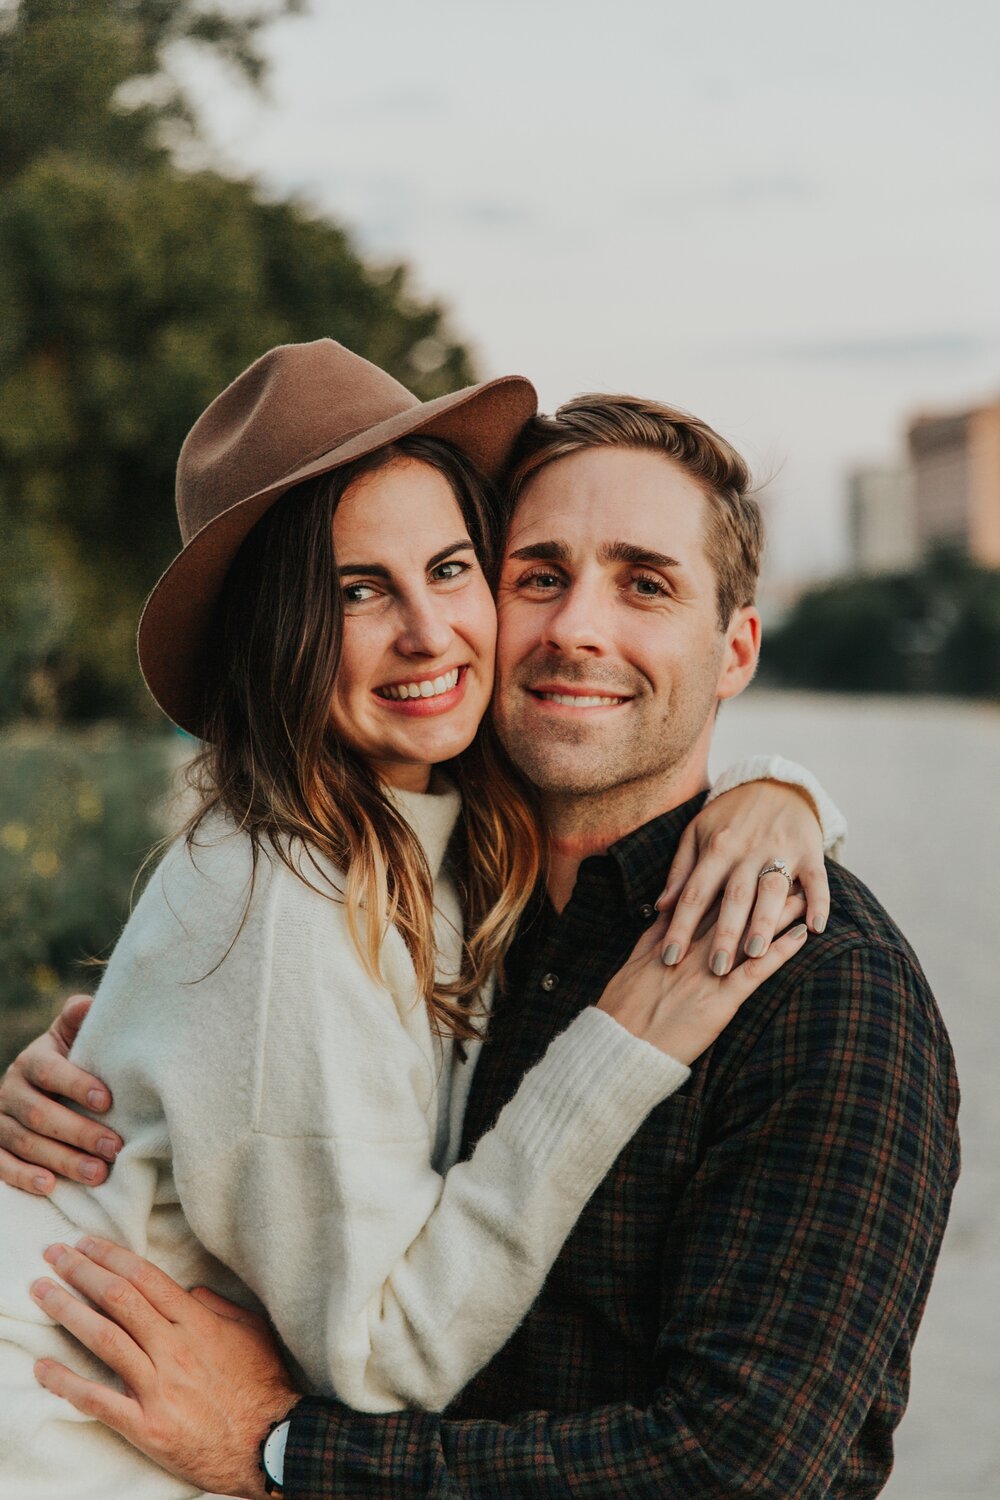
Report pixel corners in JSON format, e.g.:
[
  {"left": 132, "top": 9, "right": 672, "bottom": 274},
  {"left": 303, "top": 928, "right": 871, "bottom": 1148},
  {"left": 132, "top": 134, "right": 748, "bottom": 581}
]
[
  {"left": 342, "top": 582, "right": 379, "bottom": 604},
  {"left": 432, "top": 560, "right": 469, "bottom": 581}
]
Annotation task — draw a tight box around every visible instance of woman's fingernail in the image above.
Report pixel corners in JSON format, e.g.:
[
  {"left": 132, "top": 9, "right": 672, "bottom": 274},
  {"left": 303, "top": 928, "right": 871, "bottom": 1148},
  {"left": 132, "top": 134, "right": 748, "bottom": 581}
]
[
  {"left": 42, "top": 1244, "right": 65, "bottom": 1266},
  {"left": 32, "top": 1174, "right": 51, "bottom": 1193},
  {"left": 87, "top": 1089, "right": 109, "bottom": 1111},
  {"left": 813, "top": 914, "right": 828, "bottom": 933},
  {"left": 711, "top": 950, "right": 730, "bottom": 976},
  {"left": 95, "top": 1136, "right": 118, "bottom": 1162},
  {"left": 662, "top": 943, "right": 681, "bottom": 967},
  {"left": 746, "top": 935, "right": 766, "bottom": 958},
  {"left": 76, "top": 1237, "right": 95, "bottom": 1255},
  {"left": 80, "top": 1161, "right": 101, "bottom": 1181},
  {"left": 31, "top": 1279, "right": 54, "bottom": 1301},
  {"left": 790, "top": 923, "right": 809, "bottom": 940}
]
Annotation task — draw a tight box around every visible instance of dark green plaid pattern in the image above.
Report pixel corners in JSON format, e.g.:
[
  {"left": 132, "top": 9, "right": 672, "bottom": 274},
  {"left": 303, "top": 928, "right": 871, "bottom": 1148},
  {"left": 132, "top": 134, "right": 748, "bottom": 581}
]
[{"left": 285, "top": 794, "right": 960, "bottom": 1499}]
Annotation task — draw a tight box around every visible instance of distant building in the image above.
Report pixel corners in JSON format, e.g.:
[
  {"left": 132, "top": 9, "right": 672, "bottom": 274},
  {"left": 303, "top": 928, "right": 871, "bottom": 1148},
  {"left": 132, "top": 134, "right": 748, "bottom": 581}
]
[
  {"left": 847, "top": 465, "right": 918, "bottom": 574},
  {"left": 907, "top": 398, "right": 1000, "bottom": 566}
]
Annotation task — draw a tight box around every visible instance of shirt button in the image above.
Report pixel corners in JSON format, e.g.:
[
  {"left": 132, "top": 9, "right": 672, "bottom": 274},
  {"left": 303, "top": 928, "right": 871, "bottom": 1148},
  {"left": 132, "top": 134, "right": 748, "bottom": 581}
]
[
  {"left": 639, "top": 903, "right": 656, "bottom": 920},
  {"left": 540, "top": 973, "right": 560, "bottom": 992}
]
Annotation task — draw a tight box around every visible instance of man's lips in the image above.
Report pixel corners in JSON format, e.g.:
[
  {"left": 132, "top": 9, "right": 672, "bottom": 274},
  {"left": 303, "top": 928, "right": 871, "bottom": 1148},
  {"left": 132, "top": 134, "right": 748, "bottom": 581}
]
[{"left": 525, "top": 683, "right": 633, "bottom": 710}]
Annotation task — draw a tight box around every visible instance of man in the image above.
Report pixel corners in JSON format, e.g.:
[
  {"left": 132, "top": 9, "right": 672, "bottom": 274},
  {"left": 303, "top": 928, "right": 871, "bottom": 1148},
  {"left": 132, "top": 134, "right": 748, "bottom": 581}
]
[{"left": 5, "top": 395, "right": 959, "bottom": 1498}]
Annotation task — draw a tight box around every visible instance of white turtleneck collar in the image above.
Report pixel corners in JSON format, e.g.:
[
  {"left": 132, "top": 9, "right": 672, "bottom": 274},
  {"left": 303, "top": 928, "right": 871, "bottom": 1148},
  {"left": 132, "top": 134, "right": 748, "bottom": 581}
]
[{"left": 387, "top": 774, "right": 462, "bottom": 880}]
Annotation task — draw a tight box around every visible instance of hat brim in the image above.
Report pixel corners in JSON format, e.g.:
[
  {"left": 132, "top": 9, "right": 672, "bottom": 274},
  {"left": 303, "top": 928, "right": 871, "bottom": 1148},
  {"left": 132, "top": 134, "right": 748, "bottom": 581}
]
[{"left": 138, "top": 373, "right": 537, "bottom": 737}]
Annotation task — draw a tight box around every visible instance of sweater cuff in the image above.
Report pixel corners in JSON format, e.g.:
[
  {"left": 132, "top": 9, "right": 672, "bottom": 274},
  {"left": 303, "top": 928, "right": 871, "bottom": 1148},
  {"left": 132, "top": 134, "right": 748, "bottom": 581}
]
[
  {"left": 491, "top": 1007, "right": 689, "bottom": 1200},
  {"left": 706, "top": 753, "right": 847, "bottom": 860}
]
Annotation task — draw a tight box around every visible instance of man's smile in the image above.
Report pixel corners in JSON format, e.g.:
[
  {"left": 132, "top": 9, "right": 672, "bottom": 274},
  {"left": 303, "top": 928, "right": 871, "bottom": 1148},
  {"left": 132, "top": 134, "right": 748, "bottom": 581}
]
[{"left": 525, "top": 682, "right": 634, "bottom": 711}]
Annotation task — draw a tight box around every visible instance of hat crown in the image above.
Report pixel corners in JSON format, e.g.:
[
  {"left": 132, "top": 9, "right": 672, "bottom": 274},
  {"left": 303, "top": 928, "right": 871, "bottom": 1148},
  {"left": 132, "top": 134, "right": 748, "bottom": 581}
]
[{"left": 176, "top": 340, "right": 419, "bottom": 543}]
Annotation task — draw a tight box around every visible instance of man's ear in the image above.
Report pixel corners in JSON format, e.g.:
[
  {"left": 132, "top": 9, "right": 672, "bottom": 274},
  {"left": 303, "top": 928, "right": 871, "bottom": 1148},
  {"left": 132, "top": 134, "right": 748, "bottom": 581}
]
[{"left": 717, "top": 606, "right": 761, "bottom": 703}]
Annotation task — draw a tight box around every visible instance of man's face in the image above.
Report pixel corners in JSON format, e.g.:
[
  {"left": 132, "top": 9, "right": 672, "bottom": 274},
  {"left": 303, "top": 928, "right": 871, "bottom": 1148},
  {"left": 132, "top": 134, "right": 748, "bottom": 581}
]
[{"left": 493, "top": 445, "right": 759, "bottom": 804}]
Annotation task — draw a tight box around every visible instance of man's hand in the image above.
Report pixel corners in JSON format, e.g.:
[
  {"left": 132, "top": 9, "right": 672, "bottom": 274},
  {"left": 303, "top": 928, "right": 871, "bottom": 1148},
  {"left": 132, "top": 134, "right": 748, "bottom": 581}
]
[
  {"left": 0, "top": 994, "right": 122, "bottom": 1193},
  {"left": 657, "top": 780, "right": 829, "bottom": 974},
  {"left": 31, "top": 1237, "right": 298, "bottom": 1500}
]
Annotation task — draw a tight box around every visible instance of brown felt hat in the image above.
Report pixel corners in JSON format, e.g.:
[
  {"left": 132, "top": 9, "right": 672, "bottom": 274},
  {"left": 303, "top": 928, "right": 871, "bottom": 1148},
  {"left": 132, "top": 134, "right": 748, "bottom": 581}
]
[{"left": 137, "top": 339, "right": 537, "bottom": 736}]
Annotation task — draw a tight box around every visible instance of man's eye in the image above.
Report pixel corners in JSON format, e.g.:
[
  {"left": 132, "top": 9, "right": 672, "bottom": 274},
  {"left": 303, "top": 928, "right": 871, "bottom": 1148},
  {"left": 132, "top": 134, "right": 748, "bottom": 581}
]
[
  {"left": 518, "top": 569, "right": 563, "bottom": 590},
  {"left": 631, "top": 573, "right": 669, "bottom": 598}
]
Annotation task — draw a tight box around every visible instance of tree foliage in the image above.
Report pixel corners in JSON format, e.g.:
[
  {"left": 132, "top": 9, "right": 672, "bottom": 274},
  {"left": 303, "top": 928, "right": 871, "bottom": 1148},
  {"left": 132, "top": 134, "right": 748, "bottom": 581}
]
[
  {"left": 0, "top": 0, "right": 477, "bottom": 722},
  {"left": 765, "top": 551, "right": 1000, "bottom": 698}
]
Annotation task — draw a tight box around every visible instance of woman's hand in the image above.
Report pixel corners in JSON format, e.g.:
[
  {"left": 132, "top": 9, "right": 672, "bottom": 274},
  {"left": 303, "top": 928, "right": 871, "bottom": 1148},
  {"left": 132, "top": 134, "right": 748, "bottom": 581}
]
[
  {"left": 598, "top": 897, "right": 808, "bottom": 1064},
  {"left": 0, "top": 995, "right": 121, "bottom": 1193},
  {"left": 31, "top": 1237, "right": 296, "bottom": 1500},
  {"left": 657, "top": 781, "right": 829, "bottom": 975}
]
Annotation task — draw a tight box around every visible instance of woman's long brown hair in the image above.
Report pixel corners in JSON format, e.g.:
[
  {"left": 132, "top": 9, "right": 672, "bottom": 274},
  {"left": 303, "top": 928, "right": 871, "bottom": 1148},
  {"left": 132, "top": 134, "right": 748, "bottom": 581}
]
[{"left": 184, "top": 436, "right": 542, "bottom": 1040}]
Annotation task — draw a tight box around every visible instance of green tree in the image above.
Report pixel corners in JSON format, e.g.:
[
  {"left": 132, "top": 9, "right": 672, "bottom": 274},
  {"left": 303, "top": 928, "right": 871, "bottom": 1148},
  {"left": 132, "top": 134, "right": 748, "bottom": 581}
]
[
  {"left": 765, "top": 553, "right": 1000, "bottom": 699},
  {"left": 0, "top": 0, "right": 477, "bottom": 722}
]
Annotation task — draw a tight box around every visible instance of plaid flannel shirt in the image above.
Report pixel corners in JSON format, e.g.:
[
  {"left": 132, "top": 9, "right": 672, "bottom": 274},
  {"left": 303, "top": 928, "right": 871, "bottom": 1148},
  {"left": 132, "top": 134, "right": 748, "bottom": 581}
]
[{"left": 285, "top": 794, "right": 960, "bottom": 1499}]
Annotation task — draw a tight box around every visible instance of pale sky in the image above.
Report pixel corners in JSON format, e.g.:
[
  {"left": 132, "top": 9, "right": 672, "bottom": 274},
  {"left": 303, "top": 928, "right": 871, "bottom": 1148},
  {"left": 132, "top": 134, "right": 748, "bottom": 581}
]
[{"left": 175, "top": 0, "right": 1000, "bottom": 583}]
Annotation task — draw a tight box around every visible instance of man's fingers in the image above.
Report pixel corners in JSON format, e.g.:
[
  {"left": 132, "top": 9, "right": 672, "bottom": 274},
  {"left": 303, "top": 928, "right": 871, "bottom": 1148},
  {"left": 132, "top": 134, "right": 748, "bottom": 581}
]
[
  {"left": 56, "top": 1237, "right": 192, "bottom": 1326},
  {"left": 190, "top": 1284, "right": 268, "bottom": 1328},
  {"left": 34, "top": 1354, "right": 142, "bottom": 1436},
  {"left": 31, "top": 1273, "right": 155, "bottom": 1394},
  {"left": 39, "top": 1243, "right": 172, "bottom": 1354}
]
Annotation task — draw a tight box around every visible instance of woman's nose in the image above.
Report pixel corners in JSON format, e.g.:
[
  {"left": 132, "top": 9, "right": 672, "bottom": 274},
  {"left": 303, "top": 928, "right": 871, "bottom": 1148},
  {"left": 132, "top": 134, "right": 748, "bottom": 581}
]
[{"left": 396, "top": 592, "right": 453, "bottom": 658}]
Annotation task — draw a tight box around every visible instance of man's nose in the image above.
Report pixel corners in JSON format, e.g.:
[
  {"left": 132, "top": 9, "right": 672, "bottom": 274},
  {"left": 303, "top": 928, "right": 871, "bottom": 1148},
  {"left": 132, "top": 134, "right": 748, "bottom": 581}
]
[{"left": 543, "top": 581, "right": 607, "bottom": 655}]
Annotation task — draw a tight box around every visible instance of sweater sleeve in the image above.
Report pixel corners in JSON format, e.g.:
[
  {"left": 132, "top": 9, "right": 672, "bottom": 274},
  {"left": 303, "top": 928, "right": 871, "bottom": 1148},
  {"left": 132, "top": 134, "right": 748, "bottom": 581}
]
[
  {"left": 164, "top": 862, "right": 688, "bottom": 1415},
  {"left": 706, "top": 754, "right": 847, "bottom": 858}
]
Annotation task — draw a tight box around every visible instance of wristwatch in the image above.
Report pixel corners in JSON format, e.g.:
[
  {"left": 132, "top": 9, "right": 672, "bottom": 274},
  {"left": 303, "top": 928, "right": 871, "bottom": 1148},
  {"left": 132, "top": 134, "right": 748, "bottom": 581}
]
[{"left": 260, "top": 1415, "right": 291, "bottom": 1496}]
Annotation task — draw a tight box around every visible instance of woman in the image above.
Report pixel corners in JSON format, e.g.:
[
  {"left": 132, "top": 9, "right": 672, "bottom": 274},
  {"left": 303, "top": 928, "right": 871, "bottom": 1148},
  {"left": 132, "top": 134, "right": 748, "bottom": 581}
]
[{"left": 0, "top": 342, "right": 836, "bottom": 1497}]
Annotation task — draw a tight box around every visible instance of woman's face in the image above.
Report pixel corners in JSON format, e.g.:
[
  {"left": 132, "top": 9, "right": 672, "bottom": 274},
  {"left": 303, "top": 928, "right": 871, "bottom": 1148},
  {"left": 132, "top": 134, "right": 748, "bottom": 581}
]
[{"left": 328, "top": 456, "right": 497, "bottom": 792}]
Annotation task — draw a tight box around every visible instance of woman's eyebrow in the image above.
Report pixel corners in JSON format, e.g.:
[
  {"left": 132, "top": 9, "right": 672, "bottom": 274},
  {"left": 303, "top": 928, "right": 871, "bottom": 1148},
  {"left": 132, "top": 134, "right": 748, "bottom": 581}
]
[{"left": 337, "top": 539, "right": 475, "bottom": 577}]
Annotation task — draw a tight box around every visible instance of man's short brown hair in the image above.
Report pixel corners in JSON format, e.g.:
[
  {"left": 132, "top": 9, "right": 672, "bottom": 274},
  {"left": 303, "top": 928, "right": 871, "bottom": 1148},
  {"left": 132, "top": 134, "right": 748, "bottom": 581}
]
[{"left": 507, "top": 394, "right": 763, "bottom": 628}]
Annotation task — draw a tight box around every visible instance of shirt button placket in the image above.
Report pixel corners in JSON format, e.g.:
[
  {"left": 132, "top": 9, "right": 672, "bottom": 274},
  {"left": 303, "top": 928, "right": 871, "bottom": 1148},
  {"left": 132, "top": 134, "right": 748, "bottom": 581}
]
[{"left": 540, "top": 972, "right": 559, "bottom": 993}]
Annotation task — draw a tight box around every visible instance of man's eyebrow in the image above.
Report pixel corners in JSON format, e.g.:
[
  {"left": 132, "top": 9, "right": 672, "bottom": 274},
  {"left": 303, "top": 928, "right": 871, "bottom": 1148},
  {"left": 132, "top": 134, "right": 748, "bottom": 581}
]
[
  {"left": 338, "top": 539, "right": 474, "bottom": 577},
  {"left": 506, "top": 539, "right": 682, "bottom": 569},
  {"left": 506, "top": 540, "right": 572, "bottom": 563},
  {"left": 599, "top": 541, "right": 683, "bottom": 570}
]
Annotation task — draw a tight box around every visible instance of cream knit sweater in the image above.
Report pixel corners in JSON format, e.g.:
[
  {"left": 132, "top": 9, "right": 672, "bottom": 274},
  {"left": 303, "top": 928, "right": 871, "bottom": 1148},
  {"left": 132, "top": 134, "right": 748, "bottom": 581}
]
[{"left": 0, "top": 760, "right": 843, "bottom": 1499}]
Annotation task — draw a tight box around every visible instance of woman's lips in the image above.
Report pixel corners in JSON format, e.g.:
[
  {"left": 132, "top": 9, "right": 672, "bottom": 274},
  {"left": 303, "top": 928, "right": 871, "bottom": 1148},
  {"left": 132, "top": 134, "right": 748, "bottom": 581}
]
[{"left": 373, "top": 665, "right": 469, "bottom": 716}]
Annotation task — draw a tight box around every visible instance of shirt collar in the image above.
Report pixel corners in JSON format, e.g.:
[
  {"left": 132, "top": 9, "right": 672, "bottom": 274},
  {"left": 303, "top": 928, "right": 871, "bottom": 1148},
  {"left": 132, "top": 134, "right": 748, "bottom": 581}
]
[{"left": 596, "top": 790, "right": 709, "bottom": 914}]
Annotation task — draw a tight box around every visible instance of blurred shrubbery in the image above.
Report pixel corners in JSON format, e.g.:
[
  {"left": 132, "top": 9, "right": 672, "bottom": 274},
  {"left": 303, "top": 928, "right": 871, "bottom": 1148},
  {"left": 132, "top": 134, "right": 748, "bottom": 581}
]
[
  {"left": 765, "top": 553, "right": 1000, "bottom": 697},
  {"left": 0, "top": 726, "right": 173, "bottom": 1067}
]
